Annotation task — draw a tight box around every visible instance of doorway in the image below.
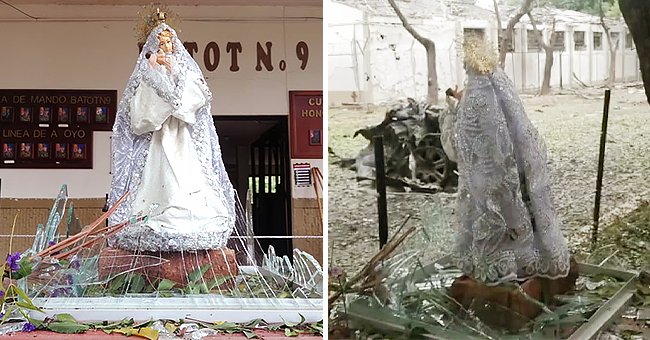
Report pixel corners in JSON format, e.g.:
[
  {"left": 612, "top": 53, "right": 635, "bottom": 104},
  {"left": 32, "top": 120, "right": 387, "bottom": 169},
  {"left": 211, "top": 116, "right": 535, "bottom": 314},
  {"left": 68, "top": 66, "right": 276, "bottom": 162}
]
[{"left": 213, "top": 116, "right": 292, "bottom": 258}]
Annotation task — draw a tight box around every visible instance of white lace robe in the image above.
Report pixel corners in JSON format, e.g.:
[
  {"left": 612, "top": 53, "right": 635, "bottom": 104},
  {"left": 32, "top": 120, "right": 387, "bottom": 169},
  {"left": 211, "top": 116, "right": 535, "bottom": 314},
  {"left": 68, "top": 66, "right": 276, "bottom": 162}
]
[
  {"left": 126, "top": 61, "right": 230, "bottom": 241},
  {"left": 449, "top": 68, "right": 570, "bottom": 285}
]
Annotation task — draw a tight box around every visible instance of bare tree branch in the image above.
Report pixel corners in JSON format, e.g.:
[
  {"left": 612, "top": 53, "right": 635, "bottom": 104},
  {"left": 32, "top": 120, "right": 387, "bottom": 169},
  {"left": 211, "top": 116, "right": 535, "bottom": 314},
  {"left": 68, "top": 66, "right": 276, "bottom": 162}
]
[
  {"left": 493, "top": 0, "right": 503, "bottom": 32},
  {"left": 386, "top": 0, "right": 427, "bottom": 45},
  {"left": 599, "top": 0, "right": 613, "bottom": 51},
  {"left": 499, "top": 0, "right": 535, "bottom": 68},
  {"left": 527, "top": 11, "right": 556, "bottom": 95},
  {"left": 599, "top": 0, "right": 619, "bottom": 84},
  {"left": 386, "top": 0, "right": 439, "bottom": 104},
  {"left": 527, "top": 12, "right": 554, "bottom": 51}
]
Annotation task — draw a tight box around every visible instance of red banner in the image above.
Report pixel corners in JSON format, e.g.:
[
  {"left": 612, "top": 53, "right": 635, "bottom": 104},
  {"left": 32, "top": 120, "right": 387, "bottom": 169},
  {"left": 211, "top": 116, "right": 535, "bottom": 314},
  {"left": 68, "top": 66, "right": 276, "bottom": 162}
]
[{"left": 289, "top": 91, "right": 322, "bottom": 159}]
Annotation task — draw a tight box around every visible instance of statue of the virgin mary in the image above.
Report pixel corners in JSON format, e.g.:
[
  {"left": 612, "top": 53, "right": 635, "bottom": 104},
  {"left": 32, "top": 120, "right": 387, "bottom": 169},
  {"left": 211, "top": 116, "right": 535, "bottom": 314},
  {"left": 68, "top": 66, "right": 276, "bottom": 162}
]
[
  {"left": 447, "top": 37, "right": 571, "bottom": 286},
  {"left": 107, "top": 14, "right": 235, "bottom": 252}
]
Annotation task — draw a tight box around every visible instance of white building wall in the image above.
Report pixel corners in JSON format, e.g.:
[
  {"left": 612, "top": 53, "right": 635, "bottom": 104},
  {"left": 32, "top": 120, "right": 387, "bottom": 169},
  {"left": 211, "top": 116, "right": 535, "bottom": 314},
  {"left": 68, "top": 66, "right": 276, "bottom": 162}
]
[
  {"left": 328, "top": 6, "right": 640, "bottom": 105},
  {"left": 0, "top": 5, "right": 322, "bottom": 198},
  {"left": 328, "top": 2, "right": 365, "bottom": 102}
]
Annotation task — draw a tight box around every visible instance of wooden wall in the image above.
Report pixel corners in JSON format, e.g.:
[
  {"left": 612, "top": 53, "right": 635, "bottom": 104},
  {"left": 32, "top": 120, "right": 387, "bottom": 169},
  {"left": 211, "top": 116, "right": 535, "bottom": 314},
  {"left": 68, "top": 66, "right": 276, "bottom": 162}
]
[
  {"left": 291, "top": 198, "right": 323, "bottom": 265},
  {"left": 0, "top": 198, "right": 104, "bottom": 254}
]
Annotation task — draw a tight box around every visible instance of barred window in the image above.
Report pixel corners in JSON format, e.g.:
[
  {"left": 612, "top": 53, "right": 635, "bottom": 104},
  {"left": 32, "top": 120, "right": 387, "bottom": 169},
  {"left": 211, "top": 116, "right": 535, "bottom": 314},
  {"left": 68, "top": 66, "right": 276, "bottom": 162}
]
[
  {"left": 574, "top": 31, "right": 586, "bottom": 51},
  {"left": 552, "top": 31, "right": 565, "bottom": 51},
  {"left": 593, "top": 32, "right": 603, "bottom": 50},
  {"left": 625, "top": 32, "right": 633, "bottom": 49},
  {"left": 499, "top": 29, "right": 515, "bottom": 52},
  {"left": 463, "top": 28, "right": 485, "bottom": 41},
  {"left": 527, "top": 29, "right": 542, "bottom": 52}
]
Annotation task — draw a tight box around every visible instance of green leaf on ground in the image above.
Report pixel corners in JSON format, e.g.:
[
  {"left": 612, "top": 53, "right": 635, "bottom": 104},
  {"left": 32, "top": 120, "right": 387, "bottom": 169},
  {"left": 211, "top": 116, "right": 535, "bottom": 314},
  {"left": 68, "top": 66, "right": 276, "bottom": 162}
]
[
  {"left": 242, "top": 329, "right": 259, "bottom": 339},
  {"left": 283, "top": 313, "right": 306, "bottom": 328},
  {"left": 187, "top": 264, "right": 211, "bottom": 284},
  {"left": 284, "top": 328, "right": 299, "bottom": 337},
  {"left": 47, "top": 321, "right": 90, "bottom": 333},
  {"left": 53, "top": 313, "right": 77, "bottom": 323},
  {"left": 207, "top": 275, "right": 232, "bottom": 291},
  {"left": 108, "top": 274, "right": 127, "bottom": 295},
  {"left": 157, "top": 279, "right": 176, "bottom": 291},
  {"left": 127, "top": 273, "right": 146, "bottom": 293}
]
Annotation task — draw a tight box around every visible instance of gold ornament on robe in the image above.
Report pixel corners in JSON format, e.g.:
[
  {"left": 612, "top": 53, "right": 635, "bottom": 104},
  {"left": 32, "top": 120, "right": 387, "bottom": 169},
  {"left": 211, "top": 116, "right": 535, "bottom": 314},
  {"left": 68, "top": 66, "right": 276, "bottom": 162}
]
[
  {"left": 134, "top": 4, "right": 181, "bottom": 45},
  {"left": 463, "top": 35, "right": 498, "bottom": 75}
]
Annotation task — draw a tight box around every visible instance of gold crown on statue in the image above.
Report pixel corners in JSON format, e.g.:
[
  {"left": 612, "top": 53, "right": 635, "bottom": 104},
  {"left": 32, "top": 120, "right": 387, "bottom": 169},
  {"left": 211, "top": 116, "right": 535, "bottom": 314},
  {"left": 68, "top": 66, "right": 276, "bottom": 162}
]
[
  {"left": 463, "top": 35, "right": 498, "bottom": 74},
  {"left": 134, "top": 4, "right": 181, "bottom": 45}
]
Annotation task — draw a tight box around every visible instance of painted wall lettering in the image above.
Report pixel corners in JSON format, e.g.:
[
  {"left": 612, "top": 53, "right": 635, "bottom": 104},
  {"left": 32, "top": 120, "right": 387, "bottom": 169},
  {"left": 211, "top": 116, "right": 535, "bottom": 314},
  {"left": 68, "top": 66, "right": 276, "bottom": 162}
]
[
  {"left": 256, "top": 42, "right": 274, "bottom": 71},
  {"left": 171, "top": 41, "right": 311, "bottom": 72},
  {"left": 226, "top": 42, "right": 242, "bottom": 72},
  {"left": 204, "top": 41, "right": 220, "bottom": 72}
]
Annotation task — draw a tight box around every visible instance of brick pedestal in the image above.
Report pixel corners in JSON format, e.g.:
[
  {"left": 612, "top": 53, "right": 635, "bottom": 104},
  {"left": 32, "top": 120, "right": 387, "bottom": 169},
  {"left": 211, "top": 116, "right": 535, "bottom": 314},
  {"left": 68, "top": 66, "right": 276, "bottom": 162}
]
[
  {"left": 448, "top": 257, "right": 579, "bottom": 331},
  {"left": 98, "top": 247, "right": 238, "bottom": 287}
]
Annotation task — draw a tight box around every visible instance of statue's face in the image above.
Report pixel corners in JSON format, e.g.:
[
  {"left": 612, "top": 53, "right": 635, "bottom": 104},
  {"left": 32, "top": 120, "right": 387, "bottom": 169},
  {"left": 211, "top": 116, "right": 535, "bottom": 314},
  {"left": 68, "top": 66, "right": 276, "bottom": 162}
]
[{"left": 158, "top": 35, "right": 173, "bottom": 53}]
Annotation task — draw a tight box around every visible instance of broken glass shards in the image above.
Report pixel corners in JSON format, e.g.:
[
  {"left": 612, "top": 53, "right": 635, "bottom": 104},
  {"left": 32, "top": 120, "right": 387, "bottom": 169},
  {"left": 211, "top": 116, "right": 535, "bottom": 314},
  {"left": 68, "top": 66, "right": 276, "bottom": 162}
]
[
  {"left": 25, "top": 185, "right": 68, "bottom": 257},
  {"left": 20, "top": 186, "right": 323, "bottom": 324}
]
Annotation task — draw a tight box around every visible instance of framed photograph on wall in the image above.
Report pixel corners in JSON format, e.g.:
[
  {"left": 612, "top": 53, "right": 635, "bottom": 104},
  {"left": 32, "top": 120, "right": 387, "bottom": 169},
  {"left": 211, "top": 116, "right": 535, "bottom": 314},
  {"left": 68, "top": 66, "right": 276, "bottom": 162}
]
[
  {"left": 1, "top": 107, "right": 14, "bottom": 122},
  {"left": 37, "top": 143, "right": 50, "bottom": 159},
  {"left": 55, "top": 143, "right": 67, "bottom": 160},
  {"left": 309, "top": 129, "right": 321, "bottom": 146},
  {"left": 76, "top": 107, "right": 89, "bottom": 123},
  {"left": 2, "top": 143, "right": 16, "bottom": 159},
  {"left": 94, "top": 107, "right": 108, "bottom": 123},
  {"left": 71, "top": 143, "right": 86, "bottom": 160},
  {"left": 18, "top": 107, "right": 31, "bottom": 123},
  {"left": 19, "top": 142, "right": 33, "bottom": 159},
  {"left": 38, "top": 106, "right": 51, "bottom": 123},
  {"left": 57, "top": 107, "right": 70, "bottom": 123}
]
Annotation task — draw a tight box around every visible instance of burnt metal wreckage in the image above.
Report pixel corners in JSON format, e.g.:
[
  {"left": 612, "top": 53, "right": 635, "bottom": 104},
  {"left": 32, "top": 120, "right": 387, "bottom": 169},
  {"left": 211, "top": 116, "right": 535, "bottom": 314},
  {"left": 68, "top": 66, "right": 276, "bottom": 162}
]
[{"left": 349, "top": 98, "right": 458, "bottom": 193}]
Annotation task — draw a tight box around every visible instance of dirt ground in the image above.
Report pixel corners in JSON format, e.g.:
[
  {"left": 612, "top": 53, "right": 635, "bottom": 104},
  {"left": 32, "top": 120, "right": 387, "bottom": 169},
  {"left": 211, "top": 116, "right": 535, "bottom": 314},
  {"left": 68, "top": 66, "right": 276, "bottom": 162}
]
[{"left": 328, "top": 85, "right": 650, "bottom": 275}]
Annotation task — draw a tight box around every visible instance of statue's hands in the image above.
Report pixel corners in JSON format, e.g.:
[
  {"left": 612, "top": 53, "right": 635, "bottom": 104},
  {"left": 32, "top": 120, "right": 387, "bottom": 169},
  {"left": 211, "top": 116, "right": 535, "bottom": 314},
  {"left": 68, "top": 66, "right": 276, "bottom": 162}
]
[
  {"left": 155, "top": 51, "right": 172, "bottom": 71},
  {"left": 451, "top": 85, "right": 463, "bottom": 100},
  {"left": 445, "top": 86, "right": 463, "bottom": 101},
  {"left": 147, "top": 52, "right": 158, "bottom": 68}
]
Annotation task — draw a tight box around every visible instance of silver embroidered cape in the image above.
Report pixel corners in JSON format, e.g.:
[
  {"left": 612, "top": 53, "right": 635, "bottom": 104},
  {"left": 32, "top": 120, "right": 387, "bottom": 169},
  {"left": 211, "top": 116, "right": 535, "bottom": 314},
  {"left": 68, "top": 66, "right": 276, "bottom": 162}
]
[
  {"left": 450, "top": 67, "right": 571, "bottom": 285},
  {"left": 107, "top": 23, "right": 236, "bottom": 251}
]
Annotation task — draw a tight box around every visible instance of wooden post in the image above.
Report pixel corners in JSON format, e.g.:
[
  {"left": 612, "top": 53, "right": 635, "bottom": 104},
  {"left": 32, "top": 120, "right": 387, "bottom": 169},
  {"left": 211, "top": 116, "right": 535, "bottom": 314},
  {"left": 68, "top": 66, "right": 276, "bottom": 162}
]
[
  {"left": 592, "top": 89, "right": 611, "bottom": 250},
  {"left": 102, "top": 193, "right": 109, "bottom": 229},
  {"left": 373, "top": 136, "right": 388, "bottom": 249}
]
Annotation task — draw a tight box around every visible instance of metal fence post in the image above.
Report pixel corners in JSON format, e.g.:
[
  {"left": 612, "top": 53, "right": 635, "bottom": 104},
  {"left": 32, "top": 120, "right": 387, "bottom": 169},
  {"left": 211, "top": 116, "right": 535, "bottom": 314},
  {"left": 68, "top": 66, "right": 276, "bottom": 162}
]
[
  {"left": 592, "top": 89, "right": 611, "bottom": 250},
  {"left": 373, "top": 136, "right": 388, "bottom": 249}
]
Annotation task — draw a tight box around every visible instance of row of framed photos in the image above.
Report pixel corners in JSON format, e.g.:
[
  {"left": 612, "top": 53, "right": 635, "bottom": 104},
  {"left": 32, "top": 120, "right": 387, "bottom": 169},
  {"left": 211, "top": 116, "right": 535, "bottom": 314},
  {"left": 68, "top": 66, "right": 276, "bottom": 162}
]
[
  {"left": 0, "top": 105, "right": 110, "bottom": 125},
  {"left": 2, "top": 142, "right": 88, "bottom": 161}
]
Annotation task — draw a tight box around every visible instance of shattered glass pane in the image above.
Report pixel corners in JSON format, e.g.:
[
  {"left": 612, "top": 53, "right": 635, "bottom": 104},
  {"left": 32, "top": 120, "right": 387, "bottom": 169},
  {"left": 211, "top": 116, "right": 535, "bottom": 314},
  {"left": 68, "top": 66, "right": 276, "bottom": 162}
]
[
  {"left": 20, "top": 186, "right": 322, "bottom": 323},
  {"left": 45, "top": 184, "right": 68, "bottom": 244}
]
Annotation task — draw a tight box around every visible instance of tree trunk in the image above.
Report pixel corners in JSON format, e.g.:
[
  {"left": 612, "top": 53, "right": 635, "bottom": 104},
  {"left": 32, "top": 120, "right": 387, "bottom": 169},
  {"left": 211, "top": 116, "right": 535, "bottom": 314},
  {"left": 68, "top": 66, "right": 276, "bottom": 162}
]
[
  {"left": 387, "top": 0, "right": 438, "bottom": 104},
  {"left": 541, "top": 45, "right": 554, "bottom": 94},
  {"left": 499, "top": 0, "right": 534, "bottom": 68},
  {"left": 493, "top": 0, "right": 503, "bottom": 32},
  {"left": 528, "top": 13, "right": 555, "bottom": 95},
  {"left": 600, "top": 3, "right": 616, "bottom": 86},
  {"left": 619, "top": 0, "right": 650, "bottom": 105},
  {"left": 609, "top": 48, "right": 616, "bottom": 84},
  {"left": 424, "top": 40, "right": 438, "bottom": 105}
]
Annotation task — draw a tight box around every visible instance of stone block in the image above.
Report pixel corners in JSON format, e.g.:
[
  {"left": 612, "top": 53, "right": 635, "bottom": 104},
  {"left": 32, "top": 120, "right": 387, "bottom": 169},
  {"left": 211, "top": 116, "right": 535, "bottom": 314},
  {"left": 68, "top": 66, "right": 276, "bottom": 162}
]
[
  {"left": 448, "top": 257, "right": 579, "bottom": 332},
  {"left": 98, "top": 247, "right": 238, "bottom": 288}
]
